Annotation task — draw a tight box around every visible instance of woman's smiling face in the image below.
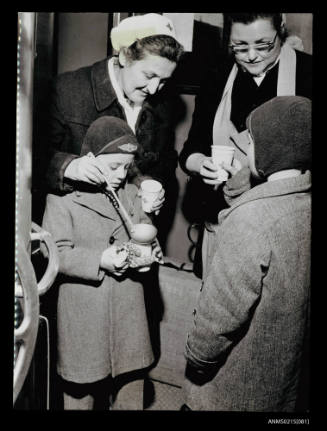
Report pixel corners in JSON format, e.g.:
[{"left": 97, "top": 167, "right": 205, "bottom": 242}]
[
  {"left": 230, "top": 18, "right": 282, "bottom": 76},
  {"left": 117, "top": 51, "right": 177, "bottom": 105}
]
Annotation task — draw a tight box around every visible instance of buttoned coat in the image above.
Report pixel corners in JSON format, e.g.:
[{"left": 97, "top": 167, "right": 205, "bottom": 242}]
[
  {"left": 42, "top": 183, "right": 155, "bottom": 383},
  {"left": 184, "top": 172, "right": 311, "bottom": 411},
  {"left": 45, "top": 57, "right": 178, "bottom": 193}
]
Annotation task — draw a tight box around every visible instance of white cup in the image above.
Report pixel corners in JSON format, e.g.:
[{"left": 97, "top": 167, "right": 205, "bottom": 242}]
[
  {"left": 211, "top": 145, "right": 235, "bottom": 181},
  {"left": 140, "top": 180, "right": 163, "bottom": 213}
]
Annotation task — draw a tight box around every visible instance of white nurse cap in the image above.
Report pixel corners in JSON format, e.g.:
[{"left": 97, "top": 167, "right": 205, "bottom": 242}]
[{"left": 110, "top": 13, "right": 177, "bottom": 51}]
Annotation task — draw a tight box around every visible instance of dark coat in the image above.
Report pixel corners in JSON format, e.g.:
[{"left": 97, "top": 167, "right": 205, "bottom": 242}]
[
  {"left": 179, "top": 49, "right": 312, "bottom": 171},
  {"left": 45, "top": 57, "right": 179, "bottom": 193},
  {"left": 184, "top": 172, "right": 311, "bottom": 411},
  {"left": 42, "top": 183, "right": 154, "bottom": 383}
]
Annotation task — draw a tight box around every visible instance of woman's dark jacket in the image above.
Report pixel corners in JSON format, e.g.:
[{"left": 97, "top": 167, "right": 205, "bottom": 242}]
[
  {"left": 179, "top": 49, "right": 312, "bottom": 224},
  {"left": 45, "top": 57, "right": 179, "bottom": 193},
  {"left": 179, "top": 49, "right": 312, "bottom": 170}
]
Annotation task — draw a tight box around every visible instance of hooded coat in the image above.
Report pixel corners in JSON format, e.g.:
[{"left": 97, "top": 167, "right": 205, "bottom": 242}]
[{"left": 184, "top": 172, "right": 311, "bottom": 411}]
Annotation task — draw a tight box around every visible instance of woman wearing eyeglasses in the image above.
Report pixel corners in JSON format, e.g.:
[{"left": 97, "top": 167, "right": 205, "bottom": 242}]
[{"left": 179, "top": 13, "right": 311, "bottom": 277}]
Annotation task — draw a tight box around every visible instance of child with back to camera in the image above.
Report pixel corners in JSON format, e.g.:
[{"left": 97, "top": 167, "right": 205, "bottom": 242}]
[{"left": 183, "top": 96, "right": 311, "bottom": 411}]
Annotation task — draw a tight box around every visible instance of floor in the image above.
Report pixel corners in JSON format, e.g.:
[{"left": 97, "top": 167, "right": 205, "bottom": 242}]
[{"left": 144, "top": 379, "right": 184, "bottom": 411}]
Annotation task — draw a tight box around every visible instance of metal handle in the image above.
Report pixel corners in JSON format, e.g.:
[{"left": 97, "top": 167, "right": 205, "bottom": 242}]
[
  {"left": 14, "top": 243, "right": 40, "bottom": 405},
  {"left": 15, "top": 223, "right": 59, "bottom": 298},
  {"left": 30, "top": 222, "right": 59, "bottom": 296}
]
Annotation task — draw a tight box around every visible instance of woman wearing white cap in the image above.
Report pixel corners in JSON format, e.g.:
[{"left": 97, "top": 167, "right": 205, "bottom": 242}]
[{"left": 44, "top": 13, "right": 183, "bottom": 221}]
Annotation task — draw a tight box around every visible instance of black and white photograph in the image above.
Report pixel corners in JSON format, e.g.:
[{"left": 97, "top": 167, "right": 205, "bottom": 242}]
[{"left": 14, "top": 11, "right": 312, "bottom": 422}]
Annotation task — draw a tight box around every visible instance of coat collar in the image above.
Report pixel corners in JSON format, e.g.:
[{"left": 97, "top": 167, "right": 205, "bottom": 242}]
[
  {"left": 91, "top": 58, "right": 118, "bottom": 112},
  {"left": 219, "top": 170, "right": 311, "bottom": 224},
  {"left": 71, "top": 183, "right": 138, "bottom": 223},
  {"left": 72, "top": 189, "right": 117, "bottom": 220}
]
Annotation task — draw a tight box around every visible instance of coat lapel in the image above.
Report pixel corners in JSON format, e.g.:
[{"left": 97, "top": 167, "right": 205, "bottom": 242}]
[
  {"left": 72, "top": 190, "right": 118, "bottom": 220},
  {"left": 71, "top": 184, "right": 139, "bottom": 234},
  {"left": 91, "top": 58, "right": 117, "bottom": 112}
]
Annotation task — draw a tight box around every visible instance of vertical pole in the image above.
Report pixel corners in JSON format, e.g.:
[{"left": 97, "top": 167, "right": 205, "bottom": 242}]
[{"left": 16, "top": 12, "right": 35, "bottom": 252}]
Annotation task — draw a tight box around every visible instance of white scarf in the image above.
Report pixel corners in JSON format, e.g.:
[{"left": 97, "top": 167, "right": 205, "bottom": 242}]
[
  {"left": 108, "top": 58, "right": 142, "bottom": 133},
  {"left": 212, "top": 43, "right": 297, "bottom": 165}
]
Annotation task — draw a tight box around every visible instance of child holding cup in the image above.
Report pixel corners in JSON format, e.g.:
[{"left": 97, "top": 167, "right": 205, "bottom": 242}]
[{"left": 42, "top": 116, "right": 163, "bottom": 410}]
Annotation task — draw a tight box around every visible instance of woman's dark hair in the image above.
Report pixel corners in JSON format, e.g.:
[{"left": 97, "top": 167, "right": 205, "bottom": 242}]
[
  {"left": 222, "top": 13, "right": 288, "bottom": 54},
  {"left": 123, "top": 34, "right": 184, "bottom": 63}
]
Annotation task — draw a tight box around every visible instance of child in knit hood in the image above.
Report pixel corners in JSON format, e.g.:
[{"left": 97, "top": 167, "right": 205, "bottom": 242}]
[
  {"left": 184, "top": 96, "right": 311, "bottom": 411},
  {"left": 42, "top": 116, "right": 162, "bottom": 410}
]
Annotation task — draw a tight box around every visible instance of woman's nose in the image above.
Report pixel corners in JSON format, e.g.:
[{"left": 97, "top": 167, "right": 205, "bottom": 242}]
[
  {"left": 147, "top": 78, "right": 160, "bottom": 95},
  {"left": 247, "top": 46, "right": 258, "bottom": 61}
]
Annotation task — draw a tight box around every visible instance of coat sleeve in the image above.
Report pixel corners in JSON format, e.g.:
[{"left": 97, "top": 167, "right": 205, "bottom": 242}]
[
  {"left": 42, "top": 194, "right": 105, "bottom": 282},
  {"left": 45, "top": 79, "right": 79, "bottom": 193},
  {"left": 135, "top": 96, "right": 180, "bottom": 188},
  {"left": 185, "top": 219, "right": 271, "bottom": 370}
]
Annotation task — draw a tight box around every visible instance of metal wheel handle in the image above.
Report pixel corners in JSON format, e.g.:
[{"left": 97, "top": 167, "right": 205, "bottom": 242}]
[
  {"left": 15, "top": 222, "right": 59, "bottom": 298},
  {"left": 14, "top": 242, "right": 40, "bottom": 405},
  {"left": 14, "top": 223, "right": 59, "bottom": 404},
  {"left": 30, "top": 222, "right": 59, "bottom": 295}
]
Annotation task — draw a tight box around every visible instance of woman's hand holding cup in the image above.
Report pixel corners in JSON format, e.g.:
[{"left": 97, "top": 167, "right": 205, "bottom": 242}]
[
  {"left": 211, "top": 145, "right": 235, "bottom": 182},
  {"left": 199, "top": 157, "right": 224, "bottom": 186}
]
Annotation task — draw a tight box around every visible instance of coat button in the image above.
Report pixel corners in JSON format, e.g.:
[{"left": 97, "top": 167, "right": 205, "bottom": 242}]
[
  {"left": 200, "top": 282, "right": 204, "bottom": 292},
  {"left": 109, "top": 236, "right": 115, "bottom": 244},
  {"left": 192, "top": 309, "right": 196, "bottom": 316}
]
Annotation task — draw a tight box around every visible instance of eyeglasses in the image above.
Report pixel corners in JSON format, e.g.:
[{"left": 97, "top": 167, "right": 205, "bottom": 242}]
[{"left": 229, "top": 32, "right": 278, "bottom": 56}]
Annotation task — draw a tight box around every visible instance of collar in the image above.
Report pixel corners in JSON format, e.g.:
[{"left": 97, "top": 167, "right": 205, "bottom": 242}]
[
  {"left": 267, "top": 169, "right": 302, "bottom": 181},
  {"left": 106, "top": 57, "right": 154, "bottom": 118},
  {"left": 71, "top": 183, "right": 138, "bottom": 222},
  {"left": 91, "top": 57, "right": 118, "bottom": 112},
  {"left": 219, "top": 170, "right": 311, "bottom": 224},
  {"left": 72, "top": 189, "right": 118, "bottom": 220},
  {"left": 108, "top": 58, "right": 142, "bottom": 132},
  {"left": 108, "top": 58, "right": 133, "bottom": 110}
]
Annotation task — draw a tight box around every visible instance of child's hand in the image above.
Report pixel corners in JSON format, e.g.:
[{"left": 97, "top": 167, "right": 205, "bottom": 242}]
[
  {"left": 221, "top": 158, "right": 243, "bottom": 178},
  {"left": 125, "top": 242, "right": 152, "bottom": 270},
  {"left": 124, "top": 240, "right": 163, "bottom": 271},
  {"left": 150, "top": 188, "right": 165, "bottom": 215},
  {"left": 100, "top": 245, "right": 129, "bottom": 276},
  {"left": 138, "top": 186, "right": 165, "bottom": 215}
]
